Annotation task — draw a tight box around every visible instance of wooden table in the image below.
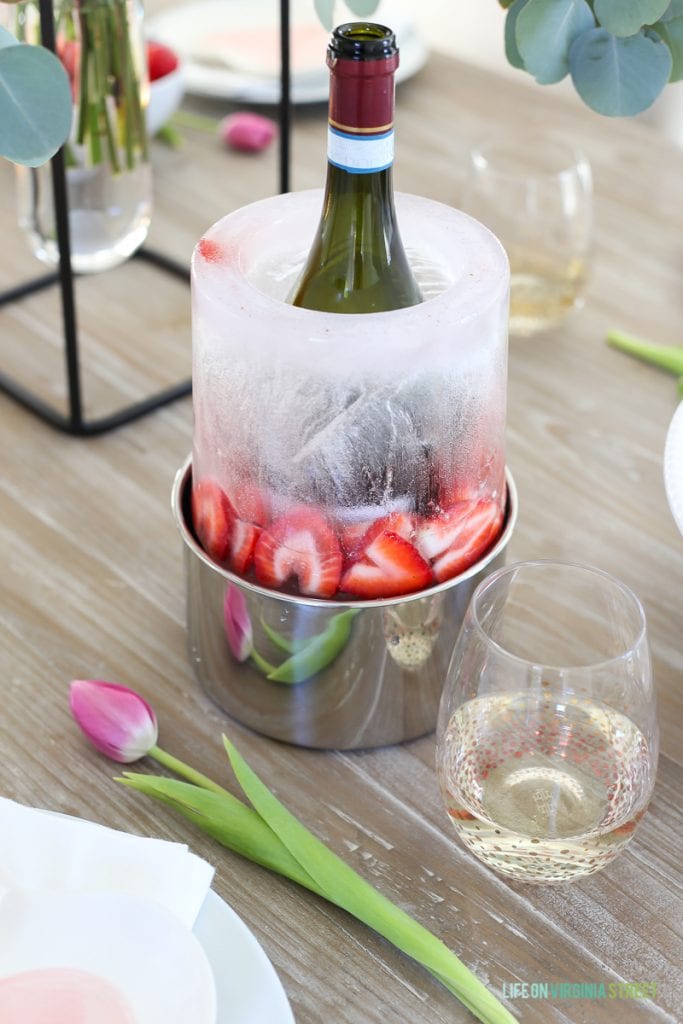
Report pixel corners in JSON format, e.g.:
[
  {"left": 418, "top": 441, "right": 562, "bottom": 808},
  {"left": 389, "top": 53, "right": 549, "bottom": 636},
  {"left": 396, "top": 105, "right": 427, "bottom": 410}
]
[{"left": 1, "top": 28, "right": 681, "bottom": 1024}]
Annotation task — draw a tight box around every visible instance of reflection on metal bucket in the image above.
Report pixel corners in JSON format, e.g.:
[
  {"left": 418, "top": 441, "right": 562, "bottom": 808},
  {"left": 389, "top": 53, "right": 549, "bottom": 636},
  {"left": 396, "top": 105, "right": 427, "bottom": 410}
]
[{"left": 173, "top": 458, "right": 518, "bottom": 750}]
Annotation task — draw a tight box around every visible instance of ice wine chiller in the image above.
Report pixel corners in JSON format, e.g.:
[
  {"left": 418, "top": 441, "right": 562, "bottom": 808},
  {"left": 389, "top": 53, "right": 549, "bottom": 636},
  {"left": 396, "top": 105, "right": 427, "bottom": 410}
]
[{"left": 173, "top": 190, "right": 515, "bottom": 750}]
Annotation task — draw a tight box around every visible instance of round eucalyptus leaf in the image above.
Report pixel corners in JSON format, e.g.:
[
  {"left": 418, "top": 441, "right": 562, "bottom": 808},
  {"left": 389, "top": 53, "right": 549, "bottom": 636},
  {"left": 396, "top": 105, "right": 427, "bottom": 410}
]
[
  {"left": 594, "top": 0, "right": 670, "bottom": 36},
  {"left": 654, "top": 16, "right": 683, "bottom": 78},
  {"left": 0, "top": 43, "right": 72, "bottom": 166},
  {"left": 661, "top": 0, "right": 683, "bottom": 21},
  {"left": 569, "top": 27, "right": 672, "bottom": 114},
  {"left": 344, "top": 0, "right": 381, "bottom": 17},
  {"left": 0, "top": 25, "right": 18, "bottom": 49},
  {"left": 314, "top": 0, "right": 336, "bottom": 30},
  {"left": 505, "top": 0, "right": 531, "bottom": 69},
  {"left": 517, "top": 0, "right": 595, "bottom": 84}
]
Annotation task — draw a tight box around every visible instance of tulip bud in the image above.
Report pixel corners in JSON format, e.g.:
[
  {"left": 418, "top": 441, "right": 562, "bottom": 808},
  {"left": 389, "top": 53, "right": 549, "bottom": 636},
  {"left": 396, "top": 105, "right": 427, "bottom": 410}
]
[
  {"left": 223, "top": 585, "right": 253, "bottom": 662},
  {"left": 69, "top": 679, "right": 158, "bottom": 763},
  {"left": 219, "top": 112, "right": 277, "bottom": 153}
]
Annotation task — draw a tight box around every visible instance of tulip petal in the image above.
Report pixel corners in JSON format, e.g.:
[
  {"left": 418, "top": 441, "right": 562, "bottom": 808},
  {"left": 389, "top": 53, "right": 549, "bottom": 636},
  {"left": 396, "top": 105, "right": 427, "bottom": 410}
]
[
  {"left": 69, "top": 679, "right": 158, "bottom": 763},
  {"left": 223, "top": 585, "right": 253, "bottom": 662}
]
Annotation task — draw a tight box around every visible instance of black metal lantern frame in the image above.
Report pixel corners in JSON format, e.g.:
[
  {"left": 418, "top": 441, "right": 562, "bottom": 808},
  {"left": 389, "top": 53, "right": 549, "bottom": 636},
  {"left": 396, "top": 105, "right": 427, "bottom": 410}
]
[{"left": 0, "top": 0, "right": 292, "bottom": 435}]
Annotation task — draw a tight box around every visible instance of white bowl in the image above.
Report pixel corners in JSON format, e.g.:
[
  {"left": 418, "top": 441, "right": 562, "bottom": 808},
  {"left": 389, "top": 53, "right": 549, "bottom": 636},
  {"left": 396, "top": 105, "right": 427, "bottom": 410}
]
[{"left": 148, "top": 65, "right": 185, "bottom": 135}]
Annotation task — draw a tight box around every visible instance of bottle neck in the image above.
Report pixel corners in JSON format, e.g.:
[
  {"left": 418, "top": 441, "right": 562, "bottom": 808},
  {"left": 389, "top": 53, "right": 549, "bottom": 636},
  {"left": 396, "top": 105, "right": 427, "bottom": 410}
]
[{"left": 325, "top": 53, "right": 398, "bottom": 179}]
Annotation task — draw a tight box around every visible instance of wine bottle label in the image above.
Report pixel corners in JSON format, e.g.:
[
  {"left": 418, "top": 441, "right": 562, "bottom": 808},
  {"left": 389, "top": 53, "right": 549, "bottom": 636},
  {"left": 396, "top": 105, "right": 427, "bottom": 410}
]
[{"left": 327, "top": 124, "right": 394, "bottom": 174}]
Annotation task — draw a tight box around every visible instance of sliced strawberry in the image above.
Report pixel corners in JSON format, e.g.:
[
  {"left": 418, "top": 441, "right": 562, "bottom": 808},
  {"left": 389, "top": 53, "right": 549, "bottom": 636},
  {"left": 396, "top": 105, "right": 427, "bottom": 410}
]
[
  {"left": 417, "top": 500, "right": 503, "bottom": 584},
  {"left": 233, "top": 483, "right": 269, "bottom": 527},
  {"left": 146, "top": 40, "right": 179, "bottom": 81},
  {"left": 192, "top": 480, "right": 235, "bottom": 562},
  {"left": 338, "top": 519, "right": 374, "bottom": 560},
  {"left": 341, "top": 530, "right": 431, "bottom": 599},
  {"left": 340, "top": 510, "right": 414, "bottom": 562},
  {"left": 229, "top": 519, "right": 261, "bottom": 575},
  {"left": 253, "top": 507, "right": 342, "bottom": 599},
  {"left": 415, "top": 503, "right": 473, "bottom": 562},
  {"left": 358, "top": 510, "right": 415, "bottom": 551}
]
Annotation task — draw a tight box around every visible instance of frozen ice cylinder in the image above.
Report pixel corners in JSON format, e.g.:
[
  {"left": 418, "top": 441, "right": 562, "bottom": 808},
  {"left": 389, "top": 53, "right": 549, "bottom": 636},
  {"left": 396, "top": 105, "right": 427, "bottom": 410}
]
[{"left": 191, "top": 188, "right": 509, "bottom": 600}]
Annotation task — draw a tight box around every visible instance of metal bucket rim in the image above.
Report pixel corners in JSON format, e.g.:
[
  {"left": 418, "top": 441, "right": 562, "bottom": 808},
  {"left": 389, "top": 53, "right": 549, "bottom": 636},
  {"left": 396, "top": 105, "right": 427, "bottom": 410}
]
[{"left": 171, "top": 455, "right": 518, "bottom": 610}]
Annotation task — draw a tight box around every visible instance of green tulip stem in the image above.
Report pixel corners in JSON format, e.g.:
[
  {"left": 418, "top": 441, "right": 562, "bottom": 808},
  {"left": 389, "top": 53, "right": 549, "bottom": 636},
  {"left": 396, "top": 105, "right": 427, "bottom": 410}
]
[
  {"left": 148, "top": 745, "right": 231, "bottom": 798},
  {"left": 607, "top": 330, "right": 683, "bottom": 376},
  {"left": 170, "top": 109, "right": 218, "bottom": 134}
]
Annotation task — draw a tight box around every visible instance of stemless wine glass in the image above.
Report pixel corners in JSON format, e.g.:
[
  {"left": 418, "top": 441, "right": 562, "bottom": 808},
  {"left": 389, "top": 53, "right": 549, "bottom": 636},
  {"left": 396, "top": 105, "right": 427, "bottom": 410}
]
[
  {"left": 460, "top": 133, "right": 593, "bottom": 336},
  {"left": 436, "top": 561, "right": 658, "bottom": 884}
]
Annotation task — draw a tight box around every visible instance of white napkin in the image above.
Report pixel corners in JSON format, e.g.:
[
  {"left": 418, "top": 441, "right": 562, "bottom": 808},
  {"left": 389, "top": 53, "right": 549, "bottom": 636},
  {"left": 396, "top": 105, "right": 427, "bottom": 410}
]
[
  {"left": 664, "top": 401, "right": 683, "bottom": 537},
  {"left": 0, "top": 797, "right": 215, "bottom": 929}
]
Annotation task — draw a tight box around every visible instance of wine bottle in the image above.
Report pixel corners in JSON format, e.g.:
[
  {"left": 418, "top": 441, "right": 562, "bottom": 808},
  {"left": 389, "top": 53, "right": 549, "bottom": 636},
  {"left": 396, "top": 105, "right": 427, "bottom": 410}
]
[{"left": 290, "top": 22, "right": 422, "bottom": 313}]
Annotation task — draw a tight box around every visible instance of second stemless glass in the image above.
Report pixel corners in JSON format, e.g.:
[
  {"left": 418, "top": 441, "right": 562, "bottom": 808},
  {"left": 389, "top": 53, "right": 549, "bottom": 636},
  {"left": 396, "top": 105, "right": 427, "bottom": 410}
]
[
  {"left": 436, "top": 561, "right": 658, "bottom": 884},
  {"left": 460, "top": 133, "right": 593, "bottom": 336}
]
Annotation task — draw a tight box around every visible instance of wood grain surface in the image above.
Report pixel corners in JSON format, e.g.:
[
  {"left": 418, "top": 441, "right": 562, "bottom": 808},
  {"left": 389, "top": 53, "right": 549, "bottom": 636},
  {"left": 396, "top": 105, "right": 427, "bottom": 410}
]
[{"left": 0, "top": 18, "right": 681, "bottom": 1024}]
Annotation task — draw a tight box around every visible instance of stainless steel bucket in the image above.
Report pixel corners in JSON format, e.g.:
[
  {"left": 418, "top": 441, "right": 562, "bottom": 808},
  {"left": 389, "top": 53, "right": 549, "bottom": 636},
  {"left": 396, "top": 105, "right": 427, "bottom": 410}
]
[{"left": 172, "top": 457, "right": 518, "bottom": 750}]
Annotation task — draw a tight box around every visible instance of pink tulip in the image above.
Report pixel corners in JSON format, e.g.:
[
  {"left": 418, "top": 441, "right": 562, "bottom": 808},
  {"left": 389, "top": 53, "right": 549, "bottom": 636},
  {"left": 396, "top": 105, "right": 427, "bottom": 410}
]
[
  {"left": 69, "top": 679, "right": 158, "bottom": 763},
  {"left": 219, "top": 112, "right": 277, "bottom": 153},
  {"left": 223, "top": 584, "right": 253, "bottom": 662}
]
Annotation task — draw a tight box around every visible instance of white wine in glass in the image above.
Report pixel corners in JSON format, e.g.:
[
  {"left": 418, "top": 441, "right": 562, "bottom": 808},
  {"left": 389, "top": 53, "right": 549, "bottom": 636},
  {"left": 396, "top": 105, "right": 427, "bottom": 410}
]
[{"left": 436, "top": 561, "right": 658, "bottom": 883}]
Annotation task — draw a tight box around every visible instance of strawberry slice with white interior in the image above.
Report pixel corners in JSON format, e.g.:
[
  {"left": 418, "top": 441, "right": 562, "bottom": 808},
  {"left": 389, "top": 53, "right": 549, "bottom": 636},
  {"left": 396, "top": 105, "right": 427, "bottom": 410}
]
[
  {"left": 229, "top": 519, "right": 261, "bottom": 575},
  {"left": 341, "top": 530, "right": 431, "bottom": 599},
  {"left": 191, "top": 480, "right": 235, "bottom": 562},
  {"left": 340, "top": 509, "right": 415, "bottom": 562},
  {"left": 254, "top": 507, "right": 342, "bottom": 598},
  {"left": 416, "top": 500, "right": 503, "bottom": 584}
]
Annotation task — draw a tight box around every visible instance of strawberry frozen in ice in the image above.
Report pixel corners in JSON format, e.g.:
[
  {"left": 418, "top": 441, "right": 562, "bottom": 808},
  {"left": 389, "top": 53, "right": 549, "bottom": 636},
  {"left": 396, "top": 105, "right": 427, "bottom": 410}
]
[{"left": 189, "top": 192, "right": 510, "bottom": 604}]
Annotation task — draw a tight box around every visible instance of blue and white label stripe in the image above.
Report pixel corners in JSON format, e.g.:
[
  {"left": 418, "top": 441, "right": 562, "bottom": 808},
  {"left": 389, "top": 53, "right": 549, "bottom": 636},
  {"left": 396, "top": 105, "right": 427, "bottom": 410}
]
[{"left": 327, "top": 125, "right": 394, "bottom": 174}]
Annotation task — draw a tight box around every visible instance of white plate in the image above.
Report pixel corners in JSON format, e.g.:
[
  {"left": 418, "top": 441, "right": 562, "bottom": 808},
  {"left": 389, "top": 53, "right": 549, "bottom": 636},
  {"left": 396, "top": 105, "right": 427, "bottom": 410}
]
[
  {"left": 664, "top": 400, "right": 683, "bottom": 537},
  {"left": 147, "top": 0, "right": 428, "bottom": 105},
  {"left": 0, "top": 889, "right": 216, "bottom": 1024},
  {"left": 193, "top": 890, "right": 295, "bottom": 1024}
]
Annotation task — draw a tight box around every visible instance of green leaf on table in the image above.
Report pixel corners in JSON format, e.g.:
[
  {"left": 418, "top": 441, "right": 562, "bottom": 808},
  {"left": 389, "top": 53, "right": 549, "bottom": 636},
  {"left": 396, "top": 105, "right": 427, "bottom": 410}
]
[
  {"left": 505, "top": 0, "right": 532, "bottom": 69},
  {"left": 661, "top": 0, "right": 683, "bottom": 21},
  {"left": 223, "top": 738, "right": 518, "bottom": 1024},
  {"left": 653, "top": 15, "right": 683, "bottom": 77},
  {"left": 570, "top": 27, "right": 672, "bottom": 113},
  {"left": 607, "top": 330, "right": 683, "bottom": 375},
  {"left": 314, "top": 0, "right": 336, "bottom": 30},
  {"left": 0, "top": 42, "right": 72, "bottom": 166},
  {"left": 119, "top": 772, "right": 324, "bottom": 894},
  {"left": 516, "top": 0, "right": 595, "bottom": 84},
  {"left": 594, "top": 0, "right": 670, "bottom": 36}
]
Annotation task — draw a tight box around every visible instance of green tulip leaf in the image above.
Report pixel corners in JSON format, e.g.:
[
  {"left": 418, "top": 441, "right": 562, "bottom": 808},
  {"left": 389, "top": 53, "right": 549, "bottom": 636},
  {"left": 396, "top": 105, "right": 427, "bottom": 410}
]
[
  {"left": 314, "top": 0, "right": 336, "bottom": 30},
  {"left": 661, "top": 0, "right": 683, "bottom": 21},
  {"left": 505, "top": 0, "right": 532, "bottom": 69},
  {"left": 517, "top": 0, "right": 595, "bottom": 84},
  {"left": 654, "top": 15, "right": 683, "bottom": 77},
  {"left": 569, "top": 27, "right": 672, "bottom": 113},
  {"left": 0, "top": 42, "right": 72, "bottom": 166},
  {"left": 594, "top": 0, "right": 670, "bottom": 37}
]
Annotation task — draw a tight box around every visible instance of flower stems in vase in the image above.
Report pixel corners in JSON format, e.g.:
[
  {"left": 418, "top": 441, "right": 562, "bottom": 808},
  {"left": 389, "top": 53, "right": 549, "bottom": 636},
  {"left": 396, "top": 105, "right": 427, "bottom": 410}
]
[{"left": 13, "top": 0, "right": 152, "bottom": 273}]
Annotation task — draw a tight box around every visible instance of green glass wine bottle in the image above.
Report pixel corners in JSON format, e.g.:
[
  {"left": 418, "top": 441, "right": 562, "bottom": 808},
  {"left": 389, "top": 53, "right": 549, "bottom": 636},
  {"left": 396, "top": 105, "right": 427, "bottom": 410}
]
[{"left": 290, "top": 22, "right": 423, "bottom": 313}]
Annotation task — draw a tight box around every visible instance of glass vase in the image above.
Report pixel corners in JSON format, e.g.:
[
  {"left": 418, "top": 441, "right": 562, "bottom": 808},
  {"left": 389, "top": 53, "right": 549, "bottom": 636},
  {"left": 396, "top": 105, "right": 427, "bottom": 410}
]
[{"left": 13, "top": 0, "right": 152, "bottom": 274}]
